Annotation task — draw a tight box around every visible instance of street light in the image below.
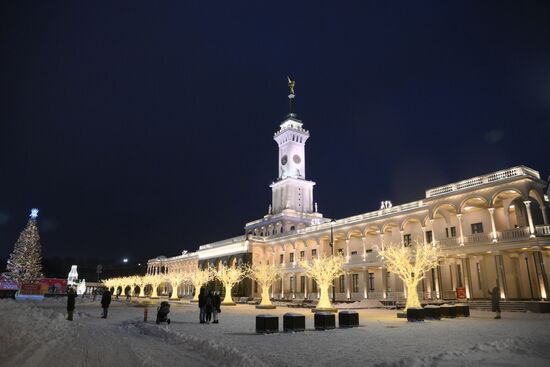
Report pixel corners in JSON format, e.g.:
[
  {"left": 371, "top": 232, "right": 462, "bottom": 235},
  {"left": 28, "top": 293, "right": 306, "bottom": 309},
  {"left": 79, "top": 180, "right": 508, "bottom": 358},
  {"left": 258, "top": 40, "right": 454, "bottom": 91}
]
[{"left": 328, "top": 218, "right": 336, "bottom": 303}]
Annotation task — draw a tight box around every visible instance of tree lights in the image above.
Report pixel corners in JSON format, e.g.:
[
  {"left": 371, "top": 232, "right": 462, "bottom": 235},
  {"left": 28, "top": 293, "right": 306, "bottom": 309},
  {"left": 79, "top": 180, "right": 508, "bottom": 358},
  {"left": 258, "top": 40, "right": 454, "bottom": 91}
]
[
  {"left": 189, "top": 268, "right": 214, "bottom": 302},
  {"left": 249, "top": 263, "right": 283, "bottom": 308},
  {"left": 299, "top": 255, "right": 346, "bottom": 311},
  {"left": 213, "top": 263, "right": 250, "bottom": 305},
  {"left": 379, "top": 240, "right": 440, "bottom": 309}
]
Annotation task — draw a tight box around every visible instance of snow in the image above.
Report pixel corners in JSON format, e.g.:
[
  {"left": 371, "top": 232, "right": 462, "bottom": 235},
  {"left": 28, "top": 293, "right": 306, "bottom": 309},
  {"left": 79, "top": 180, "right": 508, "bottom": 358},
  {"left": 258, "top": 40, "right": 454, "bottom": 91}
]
[{"left": 1, "top": 298, "right": 550, "bottom": 367}]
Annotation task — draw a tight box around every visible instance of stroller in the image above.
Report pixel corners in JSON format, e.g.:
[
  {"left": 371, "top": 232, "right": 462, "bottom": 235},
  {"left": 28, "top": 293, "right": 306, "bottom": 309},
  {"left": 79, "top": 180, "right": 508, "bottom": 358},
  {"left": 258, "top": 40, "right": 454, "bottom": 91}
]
[{"left": 156, "top": 301, "right": 171, "bottom": 324}]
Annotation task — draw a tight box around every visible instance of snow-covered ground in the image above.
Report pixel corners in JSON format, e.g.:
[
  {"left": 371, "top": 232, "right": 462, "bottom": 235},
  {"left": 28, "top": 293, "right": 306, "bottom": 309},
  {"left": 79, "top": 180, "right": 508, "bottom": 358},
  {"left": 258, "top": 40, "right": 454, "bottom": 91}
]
[{"left": 1, "top": 298, "right": 550, "bottom": 367}]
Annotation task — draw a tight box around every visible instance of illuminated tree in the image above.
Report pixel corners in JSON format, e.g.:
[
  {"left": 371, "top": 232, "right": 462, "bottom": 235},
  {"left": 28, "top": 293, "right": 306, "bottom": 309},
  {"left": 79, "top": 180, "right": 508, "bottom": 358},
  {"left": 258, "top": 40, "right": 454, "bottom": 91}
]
[
  {"left": 214, "top": 263, "right": 250, "bottom": 305},
  {"left": 167, "top": 271, "right": 188, "bottom": 299},
  {"left": 379, "top": 240, "right": 441, "bottom": 309},
  {"left": 299, "top": 255, "right": 346, "bottom": 310},
  {"left": 134, "top": 276, "right": 148, "bottom": 297},
  {"left": 189, "top": 268, "right": 213, "bottom": 301},
  {"left": 6, "top": 209, "right": 43, "bottom": 286},
  {"left": 249, "top": 263, "right": 283, "bottom": 308},
  {"left": 144, "top": 274, "right": 164, "bottom": 298}
]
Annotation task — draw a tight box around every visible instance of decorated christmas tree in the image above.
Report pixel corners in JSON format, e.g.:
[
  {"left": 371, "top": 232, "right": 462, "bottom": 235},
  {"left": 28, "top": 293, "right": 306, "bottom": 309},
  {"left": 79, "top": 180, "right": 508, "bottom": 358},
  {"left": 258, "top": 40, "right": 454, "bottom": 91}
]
[{"left": 6, "top": 209, "right": 43, "bottom": 285}]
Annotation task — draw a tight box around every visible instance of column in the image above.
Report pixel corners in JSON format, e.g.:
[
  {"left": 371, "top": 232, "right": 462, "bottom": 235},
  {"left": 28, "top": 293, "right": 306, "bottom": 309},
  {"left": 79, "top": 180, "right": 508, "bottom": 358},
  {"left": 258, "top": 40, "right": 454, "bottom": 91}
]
[
  {"left": 524, "top": 201, "right": 536, "bottom": 238},
  {"left": 400, "top": 230, "right": 404, "bottom": 246},
  {"left": 461, "top": 256, "right": 473, "bottom": 299},
  {"left": 362, "top": 237, "right": 367, "bottom": 261},
  {"left": 430, "top": 219, "right": 436, "bottom": 245},
  {"left": 488, "top": 208, "right": 498, "bottom": 243},
  {"left": 381, "top": 267, "right": 388, "bottom": 299},
  {"left": 280, "top": 274, "right": 284, "bottom": 299},
  {"left": 292, "top": 275, "right": 297, "bottom": 299},
  {"left": 363, "top": 269, "right": 368, "bottom": 299},
  {"left": 456, "top": 214, "right": 465, "bottom": 246},
  {"left": 436, "top": 261, "right": 442, "bottom": 299},
  {"left": 379, "top": 232, "right": 384, "bottom": 251},
  {"left": 494, "top": 252, "right": 508, "bottom": 300},
  {"left": 344, "top": 272, "right": 350, "bottom": 299},
  {"left": 304, "top": 275, "right": 308, "bottom": 299},
  {"left": 533, "top": 249, "right": 549, "bottom": 300},
  {"left": 345, "top": 240, "right": 350, "bottom": 262}
]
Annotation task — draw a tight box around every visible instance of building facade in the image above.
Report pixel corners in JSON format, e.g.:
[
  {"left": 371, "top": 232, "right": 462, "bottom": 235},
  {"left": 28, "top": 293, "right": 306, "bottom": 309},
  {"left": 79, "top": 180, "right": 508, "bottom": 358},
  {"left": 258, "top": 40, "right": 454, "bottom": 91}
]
[{"left": 148, "top": 109, "right": 550, "bottom": 302}]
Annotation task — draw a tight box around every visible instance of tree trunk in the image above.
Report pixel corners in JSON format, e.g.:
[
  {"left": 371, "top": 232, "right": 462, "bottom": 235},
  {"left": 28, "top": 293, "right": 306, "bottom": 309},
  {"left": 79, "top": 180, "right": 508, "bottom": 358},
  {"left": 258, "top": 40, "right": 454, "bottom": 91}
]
[
  {"left": 316, "top": 283, "right": 332, "bottom": 309},
  {"left": 259, "top": 285, "right": 272, "bottom": 306},
  {"left": 405, "top": 281, "right": 421, "bottom": 309},
  {"left": 222, "top": 282, "right": 235, "bottom": 304}
]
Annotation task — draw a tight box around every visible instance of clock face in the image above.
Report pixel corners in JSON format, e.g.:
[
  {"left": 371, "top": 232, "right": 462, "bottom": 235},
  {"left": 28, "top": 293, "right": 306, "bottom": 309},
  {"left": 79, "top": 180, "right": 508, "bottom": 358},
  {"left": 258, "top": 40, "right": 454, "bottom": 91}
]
[
  {"left": 281, "top": 155, "right": 288, "bottom": 165},
  {"left": 293, "top": 154, "right": 301, "bottom": 164}
]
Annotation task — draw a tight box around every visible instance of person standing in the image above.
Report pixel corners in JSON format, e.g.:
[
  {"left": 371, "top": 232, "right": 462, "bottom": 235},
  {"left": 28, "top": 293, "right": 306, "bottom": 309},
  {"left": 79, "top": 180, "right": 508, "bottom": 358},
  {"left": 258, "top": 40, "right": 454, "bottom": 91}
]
[
  {"left": 488, "top": 282, "right": 501, "bottom": 319},
  {"left": 101, "top": 288, "right": 112, "bottom": 319},
  {"left": 66, "top": 287, "right": 77, "bottom": 321},
  {"left": 212, "top": 291, "right": 221, "bottom": 324},
  {"left": 198, "top": 288, "right": 206, "bottom": 324},
  {"left": 205, "top": 290, "right": 213, "bottom": 324}
]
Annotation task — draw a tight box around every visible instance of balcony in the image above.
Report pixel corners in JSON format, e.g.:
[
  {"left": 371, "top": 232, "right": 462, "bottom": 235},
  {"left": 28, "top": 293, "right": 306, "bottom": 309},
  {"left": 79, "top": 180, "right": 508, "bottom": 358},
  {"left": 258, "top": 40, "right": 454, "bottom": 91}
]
[
  {"left": 536, "top": 225, "right": 550, "bottom": 236},
  {"left": 425, "top": 166, "right": 540, "bottom": 198}
]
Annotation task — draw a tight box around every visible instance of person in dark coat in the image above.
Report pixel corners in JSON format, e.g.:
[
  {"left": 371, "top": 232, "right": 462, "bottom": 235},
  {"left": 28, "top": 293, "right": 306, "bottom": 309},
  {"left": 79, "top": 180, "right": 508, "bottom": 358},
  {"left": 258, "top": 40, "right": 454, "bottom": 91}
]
[
  {"left": 488, "top": 282, "right": 501, "bottom": 319},
  {"left": 66, "top": 287, "right": 77, "bottom": 321},
  {"left": 212, "top": 291, "right": 221, "bottom": 324},
  {"left": 101, "top": 289, "right": 112, "bottom": 318},
  {"left": 198, "top": 288, "right": 206, "bottom": 323},
  {"left": 205, "top": 290, "right": 213, "bottom": 324}
]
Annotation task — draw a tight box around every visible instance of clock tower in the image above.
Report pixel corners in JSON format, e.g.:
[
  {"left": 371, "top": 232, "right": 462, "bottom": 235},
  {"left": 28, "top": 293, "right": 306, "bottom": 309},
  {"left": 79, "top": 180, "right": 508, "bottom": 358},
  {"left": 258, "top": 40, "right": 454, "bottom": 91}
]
[{"left": 270, "top": 114, "right": 315, "bottom": 214}]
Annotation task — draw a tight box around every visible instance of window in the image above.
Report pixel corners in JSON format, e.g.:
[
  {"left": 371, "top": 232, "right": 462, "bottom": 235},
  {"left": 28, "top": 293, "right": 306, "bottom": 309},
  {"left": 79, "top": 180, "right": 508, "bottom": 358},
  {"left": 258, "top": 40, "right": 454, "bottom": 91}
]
[
  {"left": 280, "top": 254, "right": 284, "bottom": 264},
  {"left": 300, "top": 276, "right": 305, "bottom": 292},
  {"left": 471, "top": 223, "right": 484, "bottom": 234},
  {"left": 446, "top": 227, "right": 457, "bottom": 238},
  {"left": 337, "top": 249, "right": 344, "bottom": 256},
  {"left": 368, "top": 273, "right": 375, "bottom": 291},
  {"left": 339, "top": 275, "right": 345, "bottom": 293},
  {"left": 457, "top": 264, "right": 463, "bottom": 288},
  {"left": 352, "top": 274, "right": 359, "bottom": 293},
  {"left": 431, "top": 268, "right": 436, "bottom": 292},
  {"left": 403, "top": 234, "right": 412, "bottom": 246},
  {"left": 290, "top": 276, "right": 294, "bottom": 293},
  {"left": 426, "top": 230, "right": 433, "bottom": 243},
  {"left": 449, "top": 265, "right": 454, "bottom": 288},
  {"left": 312, "top": 249, "right": 317, "bottom": 258},
  {"left": 290, "top": 226, "right": 295, "bottom": 231},
  {"left": 312, "top": 280, "right": 318, "bottom": 293},
  {"left": 254, "top": 280, "right": 258, "bottom": 293},
  {"left": 300, "top": 251, "right": 305, "bottom": 261},
  {"left": 289, "top": 253, "right": 294, "bottom": 263},
  {"left": 351, "top": 251, "right": 358, "bottom": 255}
]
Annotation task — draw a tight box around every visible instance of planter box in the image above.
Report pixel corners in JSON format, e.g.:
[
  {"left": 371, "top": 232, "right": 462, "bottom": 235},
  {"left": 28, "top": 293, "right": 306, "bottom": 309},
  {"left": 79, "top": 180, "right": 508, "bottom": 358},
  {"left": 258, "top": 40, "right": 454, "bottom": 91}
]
[
  {"left": 440, "top": 305, "right": 457, "bottom": 318},
  {"left": 424, "top": 305, "right": 441, "bottom": 320},
  {"left": 339, "top": 310, "right": 359, "bottom": 328},
  {"left": 283, "top": 313, "right": 305, "bottom": 332},
  {"left": 406, "top": 307, "right": 426, "bottom": 322},
  {"left": 455, "top": 304, "right": 470, "bottom": 317},
  {"left": 256, "top": 314, "right": 279, "bottom": 334},
  {"left": 525, "top": 301, "right": 550, "bottom": 313},
  {"left": 314, "top": 312, "right": 335, "bottom": 330}
]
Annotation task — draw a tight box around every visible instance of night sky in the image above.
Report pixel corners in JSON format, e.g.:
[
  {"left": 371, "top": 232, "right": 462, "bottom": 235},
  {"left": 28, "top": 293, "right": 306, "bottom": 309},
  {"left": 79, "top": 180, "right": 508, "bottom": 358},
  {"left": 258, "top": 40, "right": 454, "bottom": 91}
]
[{"left": 1, "top": 1, "right": 549, "bottom": 263}]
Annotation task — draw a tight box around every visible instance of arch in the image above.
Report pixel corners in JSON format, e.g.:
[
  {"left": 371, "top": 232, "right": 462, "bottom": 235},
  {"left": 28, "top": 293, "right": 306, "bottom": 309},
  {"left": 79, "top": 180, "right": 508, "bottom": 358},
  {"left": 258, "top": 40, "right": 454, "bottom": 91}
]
[
  {"left": 400, "top": 216, "right": 423, "bottom": 231},
  {"left": 363, "top": 225, "right": 381, "bottom": 236},
  {"left": 459, "top": 196, "right": 490, "bottom": 213},
  {"left": 346, "top": 229, "right": 363, "bottom": 239},
  {"left": 430, "top": 202, "right": 458, "bottom": 220},
  {"left": 528, "top": 189, "right": 545, "bottom": 208},
  {"left": 491, "top": 188, "right": 524, "bottom": 208}
]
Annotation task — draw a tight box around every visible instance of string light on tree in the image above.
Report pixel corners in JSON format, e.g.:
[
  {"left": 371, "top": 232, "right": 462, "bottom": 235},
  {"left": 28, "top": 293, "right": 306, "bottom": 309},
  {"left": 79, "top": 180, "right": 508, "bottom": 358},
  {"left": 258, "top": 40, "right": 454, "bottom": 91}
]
[
  {"left": 299, "top": 255, "right": 346, "bottom": 311},
  {"left": 379, "top": 240, "right": 441, "bottom": 309},
  {"left": 189, "top": 268, "right": 214, "bottom": 302},
  {"left": 249, "top": 263, "right": 283, "bottom": 309},
  {"left": 213, "top": 263, "right": 250, "bottom": 306}
]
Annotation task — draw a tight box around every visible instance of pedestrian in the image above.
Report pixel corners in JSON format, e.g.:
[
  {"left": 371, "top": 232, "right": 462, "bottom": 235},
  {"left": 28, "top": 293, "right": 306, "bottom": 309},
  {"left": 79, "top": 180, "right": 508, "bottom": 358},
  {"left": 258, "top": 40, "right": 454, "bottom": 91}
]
[
  {"left": 205, "top": 290, "right": 213, "bottom": 324},
  {"left": 198, "top": 287, "right": 206, "bottom": 323},
  {"left": 488, "top": 281, "right": 501, "bottom": 319},
  {"left": 67, "top": 287, "right": 77, "bottom": 321},
  {"left": 212, "top": 291, "right": 221, "bottom": 324},
  {"left": 101, "top": 288, "right": 112, "bottom": 319}
]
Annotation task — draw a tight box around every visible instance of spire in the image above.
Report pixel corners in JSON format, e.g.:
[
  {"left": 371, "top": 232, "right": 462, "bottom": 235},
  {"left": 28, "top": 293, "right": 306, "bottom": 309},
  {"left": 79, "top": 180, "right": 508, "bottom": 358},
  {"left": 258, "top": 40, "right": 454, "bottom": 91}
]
[{"left": 287, "top": 75, "right": 295, "bottom": 115}]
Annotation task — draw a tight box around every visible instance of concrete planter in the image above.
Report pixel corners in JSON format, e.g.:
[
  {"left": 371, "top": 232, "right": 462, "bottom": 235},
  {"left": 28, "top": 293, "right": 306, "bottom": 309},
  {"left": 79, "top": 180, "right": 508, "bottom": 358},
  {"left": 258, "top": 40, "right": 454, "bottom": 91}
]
[
  {"left": 455, "top": 304, "right": 470, "bottom": 317},
  {"left": 424, "top": 305, "right": 441, "bottom": 320},
  {"left": 283, "top": 313, "right": 305, "bottom": 332},
  {"left": 256, "top": 314, "right": 279, "bottom": 334},
  {"left": 440, "top": 304, "right": 457, "bottom": 318},
  {"left": 406, "top": 307, "right": 426, "bottom": 322},
  {"left": 314, "top": 312, "right": 335, "bottom": 330},
  {"left": 525, "top": 301, "right": 550, "bottom": 313},
  {"left": 338, "top": 310, "right": 359, "bottom": 328}
]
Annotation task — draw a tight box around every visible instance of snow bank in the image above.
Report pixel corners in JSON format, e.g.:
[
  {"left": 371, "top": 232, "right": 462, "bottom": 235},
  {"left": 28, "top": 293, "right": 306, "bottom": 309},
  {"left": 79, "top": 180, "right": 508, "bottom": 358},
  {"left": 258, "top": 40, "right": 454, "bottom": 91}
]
[
  {"left": 121, "top": 320, "right": 267, "bottom": 367},
  {"left": 376, "top": 335, "right": 550, "bottom": 367},
  {"left": 334, "top": 299, "right": 385, "bottom": 309}
]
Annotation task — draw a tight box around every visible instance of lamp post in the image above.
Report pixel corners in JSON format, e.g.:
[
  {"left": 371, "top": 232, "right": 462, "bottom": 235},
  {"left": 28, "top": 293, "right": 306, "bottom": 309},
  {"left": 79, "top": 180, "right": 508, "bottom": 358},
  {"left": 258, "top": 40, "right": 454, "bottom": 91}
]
[{"left": 328, "top": 219, "right": 336, "bottom": 303}]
